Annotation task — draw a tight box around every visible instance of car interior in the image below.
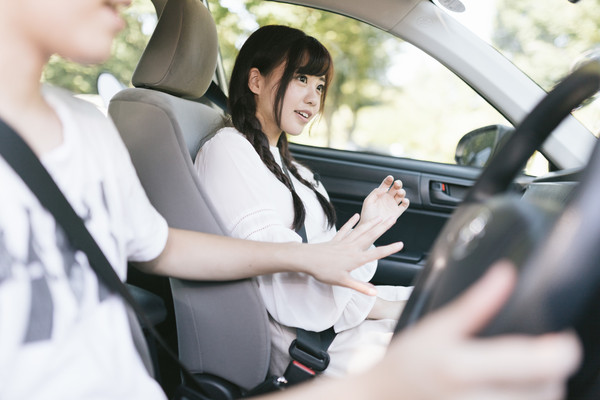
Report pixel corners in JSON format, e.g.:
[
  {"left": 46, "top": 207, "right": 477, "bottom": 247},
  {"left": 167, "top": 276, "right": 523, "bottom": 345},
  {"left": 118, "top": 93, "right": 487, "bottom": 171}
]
[
  {"left": 108, "top": 0, "right": 273, "bottom": 397},
  {"left": 106, "top": 0, "right": 600, "bottom": 399}
]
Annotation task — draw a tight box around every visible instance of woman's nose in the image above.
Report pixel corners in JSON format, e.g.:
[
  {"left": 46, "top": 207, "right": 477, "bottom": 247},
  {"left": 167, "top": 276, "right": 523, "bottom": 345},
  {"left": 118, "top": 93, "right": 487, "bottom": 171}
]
[{"left": 305, "top": 89, "right": 319, "bottom": 106}]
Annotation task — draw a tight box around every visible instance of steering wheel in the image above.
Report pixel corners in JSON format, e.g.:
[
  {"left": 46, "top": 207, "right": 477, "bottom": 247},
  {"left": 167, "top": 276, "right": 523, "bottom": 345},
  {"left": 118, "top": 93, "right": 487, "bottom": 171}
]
[{"left": 394, "top": 60, "right": 600, "bottom": 398}]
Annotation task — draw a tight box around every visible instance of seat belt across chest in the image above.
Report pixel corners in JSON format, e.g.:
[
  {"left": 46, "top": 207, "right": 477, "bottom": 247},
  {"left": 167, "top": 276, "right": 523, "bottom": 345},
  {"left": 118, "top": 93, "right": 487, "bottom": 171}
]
[{"left": 280, "top": 159, "right": 337, "bottom": 384}]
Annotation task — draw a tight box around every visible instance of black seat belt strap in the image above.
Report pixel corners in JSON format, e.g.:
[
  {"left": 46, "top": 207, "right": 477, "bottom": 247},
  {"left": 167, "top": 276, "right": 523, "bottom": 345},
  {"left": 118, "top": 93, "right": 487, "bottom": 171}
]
[
  {"left": 289, "top": 327, "right": 336, "bottom": 372},
  {"left": 280, "top": 159, "right": 337, "bottom": 381},
  {"left": 0, "top": 118, "right": 212, "bottom": 400},
  {"left": 205, "top": 81, "right": 228, "bottom": 112}
]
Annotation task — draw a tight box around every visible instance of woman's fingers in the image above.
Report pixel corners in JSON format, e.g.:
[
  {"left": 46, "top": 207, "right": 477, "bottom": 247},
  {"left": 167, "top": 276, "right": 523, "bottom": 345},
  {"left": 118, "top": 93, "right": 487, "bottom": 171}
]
[
  {"left": 360, "top": 176, "right": 410, "bottom": 227},
  {"left": 393, "top": 188, "right": 406, "bottom": 201},
  {"left": 369, "top": 175, "right": 395, "bottom": 199},
  {"left": 395, "top": 194, "right": 409, "bottom": 210},
  {"left": 388, "top": 179, "right": 402, "bottom": 192},
  {"left": 380, "top": 175, "right": 394, "bottom": 189},
  {"left": 388, "top": 180, "right": 409, "bottom": 210},
  {"left": 365, "top": 181, "right": 392, "bottom": 205},
  {"left": 368, "top": 176, "right": 400, "bottom": 203},
  {"left": 333, "top": 213, "right": 360, "bottom": 241}
]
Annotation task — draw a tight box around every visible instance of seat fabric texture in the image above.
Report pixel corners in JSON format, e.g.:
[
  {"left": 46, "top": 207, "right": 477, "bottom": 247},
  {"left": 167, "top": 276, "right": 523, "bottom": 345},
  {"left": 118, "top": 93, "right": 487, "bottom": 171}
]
[{"left": 108, "top": 0, "right": 271, "bottom": 390}]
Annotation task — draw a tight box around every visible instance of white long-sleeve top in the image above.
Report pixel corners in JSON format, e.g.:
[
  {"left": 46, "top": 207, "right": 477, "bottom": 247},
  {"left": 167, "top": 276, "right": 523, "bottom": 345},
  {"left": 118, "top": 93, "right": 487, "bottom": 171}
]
[
  {"left": 0, "top": 86, "right": 168, "bottom": 399},
  {"left": 194, "top": 127, "right": 377, "bottom": 333}
]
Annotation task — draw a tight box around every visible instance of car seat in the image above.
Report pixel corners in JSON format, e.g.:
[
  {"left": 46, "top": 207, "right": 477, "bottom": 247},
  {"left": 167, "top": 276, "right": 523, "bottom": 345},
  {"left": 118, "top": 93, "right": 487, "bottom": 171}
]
[{"left": 108, "top": 0, "right": 271, "bottom": 396}]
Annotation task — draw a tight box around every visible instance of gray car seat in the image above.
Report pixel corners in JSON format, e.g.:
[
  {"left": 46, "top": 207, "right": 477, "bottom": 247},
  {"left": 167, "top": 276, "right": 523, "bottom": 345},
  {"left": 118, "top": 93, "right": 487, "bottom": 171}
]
[{"left": 108, "top": 0, "right": 271, "bottom": 395}]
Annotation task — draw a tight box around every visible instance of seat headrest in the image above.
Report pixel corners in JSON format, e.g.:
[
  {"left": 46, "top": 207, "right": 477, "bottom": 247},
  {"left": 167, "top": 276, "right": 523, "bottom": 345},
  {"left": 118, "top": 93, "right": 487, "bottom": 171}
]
[{"left": 132, "top": 0, "right": 218, "bottom": 99}]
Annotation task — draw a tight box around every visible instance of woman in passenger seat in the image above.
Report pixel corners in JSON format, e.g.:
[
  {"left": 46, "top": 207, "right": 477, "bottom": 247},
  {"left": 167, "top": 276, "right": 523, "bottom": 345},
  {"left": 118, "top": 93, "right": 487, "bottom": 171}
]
[{"left": 195, "top": 25, "right": 414, "bottom": 377}]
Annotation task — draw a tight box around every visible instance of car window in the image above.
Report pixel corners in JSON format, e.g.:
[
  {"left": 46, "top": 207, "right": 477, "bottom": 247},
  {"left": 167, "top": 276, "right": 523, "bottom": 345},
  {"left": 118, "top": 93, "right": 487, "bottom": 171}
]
[
  {"left": 438, "top": 0, "right": 600, "bottom": 138},
  {"left": 40, "top": 0, "right": 556, "bottom": 176},
  {"left": 208, "top": 0, "right": 549, "bottom": 176}
]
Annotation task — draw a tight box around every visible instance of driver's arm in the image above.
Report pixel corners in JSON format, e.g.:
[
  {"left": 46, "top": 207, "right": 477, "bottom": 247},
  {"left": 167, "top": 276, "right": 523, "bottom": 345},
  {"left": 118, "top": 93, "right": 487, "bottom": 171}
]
[{"left": 133, "top": 220, "right": 402, "bottom": 296}]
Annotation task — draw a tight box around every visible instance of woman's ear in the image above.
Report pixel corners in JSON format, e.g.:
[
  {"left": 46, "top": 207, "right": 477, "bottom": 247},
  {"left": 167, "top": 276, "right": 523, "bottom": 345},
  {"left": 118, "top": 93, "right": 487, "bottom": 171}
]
[{"left": 248, "top": 67, "right": 262, "bottom": 95}]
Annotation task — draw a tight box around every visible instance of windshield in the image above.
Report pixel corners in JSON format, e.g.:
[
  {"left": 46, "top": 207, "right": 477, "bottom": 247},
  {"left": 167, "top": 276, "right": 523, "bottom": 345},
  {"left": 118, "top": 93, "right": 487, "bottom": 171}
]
[{"left": 436, "top": 0, "right": 600, "bottom": 137}]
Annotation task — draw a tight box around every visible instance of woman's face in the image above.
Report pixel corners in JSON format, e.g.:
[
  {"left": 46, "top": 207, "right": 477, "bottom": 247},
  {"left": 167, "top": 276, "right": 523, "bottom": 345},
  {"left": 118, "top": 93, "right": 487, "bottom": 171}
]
[
  {"left": 253, "top": 62, "right": 324, "bottom": 145},
  {"left": 280, "top": 71, "right": 325, "bottom": 137},
  {"left": 6, "top": 0, "right": 130, "bottom": 64}
]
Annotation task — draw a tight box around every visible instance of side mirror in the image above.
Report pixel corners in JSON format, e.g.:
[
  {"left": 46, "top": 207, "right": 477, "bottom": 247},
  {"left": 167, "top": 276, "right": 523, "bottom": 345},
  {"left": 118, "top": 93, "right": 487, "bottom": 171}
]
[{"left": 455, "top": 124, "right": 514, "bottom": 167}]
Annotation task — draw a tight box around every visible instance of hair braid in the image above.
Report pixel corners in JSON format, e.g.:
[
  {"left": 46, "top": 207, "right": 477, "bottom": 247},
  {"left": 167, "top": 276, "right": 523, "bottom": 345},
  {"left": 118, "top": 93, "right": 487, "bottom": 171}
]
[
  {"left": 227, "top": 25, "right": 337, "bottom": 232},
  {"left": 234, "top": 101, "right": 307, "bottom": 230},
  {"left": 278, "top": 135, "right": 337, "bottom": 229}
]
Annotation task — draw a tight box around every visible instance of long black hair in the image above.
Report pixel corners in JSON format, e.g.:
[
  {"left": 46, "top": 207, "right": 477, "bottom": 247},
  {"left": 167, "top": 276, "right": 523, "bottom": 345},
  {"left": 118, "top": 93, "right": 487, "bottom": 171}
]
[{"left": 228, "top": 25, "right": 336, "bottom": 230}]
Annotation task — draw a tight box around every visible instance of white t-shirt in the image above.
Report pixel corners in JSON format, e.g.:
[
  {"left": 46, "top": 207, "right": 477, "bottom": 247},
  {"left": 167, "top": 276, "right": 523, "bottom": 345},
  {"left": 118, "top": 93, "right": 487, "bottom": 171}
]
[
  {"left": 0, "top": 86, "right": 169, "bottom": 399},
  {"left": 195, "top": 128, "right": 412, "bottom": 376}
]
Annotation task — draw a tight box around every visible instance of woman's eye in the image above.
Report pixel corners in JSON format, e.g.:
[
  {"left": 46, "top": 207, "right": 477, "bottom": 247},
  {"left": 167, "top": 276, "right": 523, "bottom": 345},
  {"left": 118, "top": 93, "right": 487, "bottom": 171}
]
[
  {"left": 297, "top": 75, "right": 307, "bottom": 83},
  {"left": 317, "top": 84, "right": 324, "bottom": 93}
]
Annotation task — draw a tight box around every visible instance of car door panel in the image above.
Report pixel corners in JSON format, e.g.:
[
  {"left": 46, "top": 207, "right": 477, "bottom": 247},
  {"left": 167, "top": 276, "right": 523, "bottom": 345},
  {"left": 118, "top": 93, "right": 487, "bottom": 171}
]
[{"left": 291, "top": 143, "right": 481, "bottom": 286}]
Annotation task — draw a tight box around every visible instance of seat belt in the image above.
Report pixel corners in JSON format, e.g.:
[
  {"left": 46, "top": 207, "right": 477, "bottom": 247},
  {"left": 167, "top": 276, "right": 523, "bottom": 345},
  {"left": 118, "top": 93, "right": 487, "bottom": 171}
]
[
  {"left": 0, "top": 118, "right": 214, "bottom": 400},
  {"left": 205, "top": 81, "right": 228, "bottom": 112},
  {"left": 280, "top": 160, "right": 337, "bottom": 384}
]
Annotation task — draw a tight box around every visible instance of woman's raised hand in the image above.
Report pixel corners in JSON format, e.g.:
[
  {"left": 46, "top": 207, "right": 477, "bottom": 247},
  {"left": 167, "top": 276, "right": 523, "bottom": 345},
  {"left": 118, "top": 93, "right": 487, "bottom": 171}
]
[
  {"left": 301, "top": 177, "right": 409, "bottom": 295},
  {"left": 358, "top": 175, "right": 409, "bottom": 230}
]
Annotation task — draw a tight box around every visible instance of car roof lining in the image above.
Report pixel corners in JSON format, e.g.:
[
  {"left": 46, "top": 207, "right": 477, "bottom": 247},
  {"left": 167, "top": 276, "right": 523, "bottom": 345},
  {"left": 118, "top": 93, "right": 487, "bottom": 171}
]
[{"left": 267, "top": 0, "right": 422, "bottom": 31}]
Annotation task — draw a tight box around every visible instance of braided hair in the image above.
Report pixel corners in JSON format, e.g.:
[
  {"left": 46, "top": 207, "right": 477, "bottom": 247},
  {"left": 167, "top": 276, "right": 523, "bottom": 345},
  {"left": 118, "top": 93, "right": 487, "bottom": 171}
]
[{"left": 228, "top": 25, "right": 336, "bottom": 231}]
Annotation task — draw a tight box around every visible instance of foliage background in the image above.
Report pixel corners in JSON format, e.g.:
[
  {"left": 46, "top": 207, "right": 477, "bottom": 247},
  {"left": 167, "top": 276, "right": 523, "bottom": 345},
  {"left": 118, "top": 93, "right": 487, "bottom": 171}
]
[
  {"left": 42, "top": 0, "right": 156, "bottom": 94},
  {"left": 42, "top": 0, "right": 600, "bottom": 166}
]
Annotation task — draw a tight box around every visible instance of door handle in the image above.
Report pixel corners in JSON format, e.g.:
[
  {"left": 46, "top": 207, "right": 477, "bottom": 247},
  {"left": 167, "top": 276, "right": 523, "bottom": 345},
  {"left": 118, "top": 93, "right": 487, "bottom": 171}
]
[{"left": 430, "top": 181, "right": 465, "bottom": 206}]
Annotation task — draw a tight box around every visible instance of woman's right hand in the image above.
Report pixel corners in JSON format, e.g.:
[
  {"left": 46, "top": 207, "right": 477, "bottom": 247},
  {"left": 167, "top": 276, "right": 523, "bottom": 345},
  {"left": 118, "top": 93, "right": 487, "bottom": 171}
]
[
  {"left": 357, "top": 175, "right": 409, "bottom": 231},
  {"left": 366, "top": 261, "right": 582, "bottom": 400}
]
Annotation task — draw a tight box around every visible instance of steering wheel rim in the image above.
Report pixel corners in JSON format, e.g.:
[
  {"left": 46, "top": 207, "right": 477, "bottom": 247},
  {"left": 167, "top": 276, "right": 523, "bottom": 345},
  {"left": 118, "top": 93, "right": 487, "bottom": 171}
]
[
  {"left": 394, "top": 61, "right": 600, "bottom": 398},
  {"left": 465, "top": 61, "right": 600, "bottom": 203}
]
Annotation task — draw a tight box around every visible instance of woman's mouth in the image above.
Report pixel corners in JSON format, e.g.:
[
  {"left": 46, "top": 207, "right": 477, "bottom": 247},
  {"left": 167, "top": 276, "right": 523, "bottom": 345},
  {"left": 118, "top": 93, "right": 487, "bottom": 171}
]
[{"left": 295, "top": 110, "right": 311, "bottom": 120}]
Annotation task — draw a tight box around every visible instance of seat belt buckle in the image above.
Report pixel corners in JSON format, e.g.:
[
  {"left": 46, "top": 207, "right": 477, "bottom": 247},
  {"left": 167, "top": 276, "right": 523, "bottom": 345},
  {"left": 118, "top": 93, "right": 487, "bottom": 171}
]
[
  {"left": 283, "top": 361, "right": 316, "bottom": 385},
  {"left": 288, "top": 339, "right": 330, "bottom": 372}
]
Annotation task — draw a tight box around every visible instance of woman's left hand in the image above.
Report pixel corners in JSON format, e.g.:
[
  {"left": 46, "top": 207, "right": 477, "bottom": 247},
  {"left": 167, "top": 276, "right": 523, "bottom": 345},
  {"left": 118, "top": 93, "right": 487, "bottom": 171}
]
[{"left": 358, "top": 175, "right": 409, "bottom": 229}]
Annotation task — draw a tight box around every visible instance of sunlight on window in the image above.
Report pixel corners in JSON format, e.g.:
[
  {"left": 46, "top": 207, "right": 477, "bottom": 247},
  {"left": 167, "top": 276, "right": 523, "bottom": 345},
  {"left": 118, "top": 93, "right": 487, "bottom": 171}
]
[
  {"left": 210, "top": 0, "right": 572, "bottom": 175},
  {"left": 442, "top": 0, "right": 600, "bottom": 138}
]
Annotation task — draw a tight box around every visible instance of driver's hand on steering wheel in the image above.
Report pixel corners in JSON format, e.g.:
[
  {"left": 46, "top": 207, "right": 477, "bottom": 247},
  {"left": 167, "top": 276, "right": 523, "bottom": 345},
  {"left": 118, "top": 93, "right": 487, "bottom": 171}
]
[{"left": 365, "top": 261, "right": 581, "bottom": 400}]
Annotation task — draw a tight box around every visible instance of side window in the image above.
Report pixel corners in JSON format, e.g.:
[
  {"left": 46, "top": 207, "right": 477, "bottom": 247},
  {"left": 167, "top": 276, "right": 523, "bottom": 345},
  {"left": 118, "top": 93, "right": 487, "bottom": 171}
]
[
  {"left": 294, "top": 38, "right": 512, "bottom": 165},
  {"left": 209, "top": 0, "right": 547, "bottom": 175}
]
